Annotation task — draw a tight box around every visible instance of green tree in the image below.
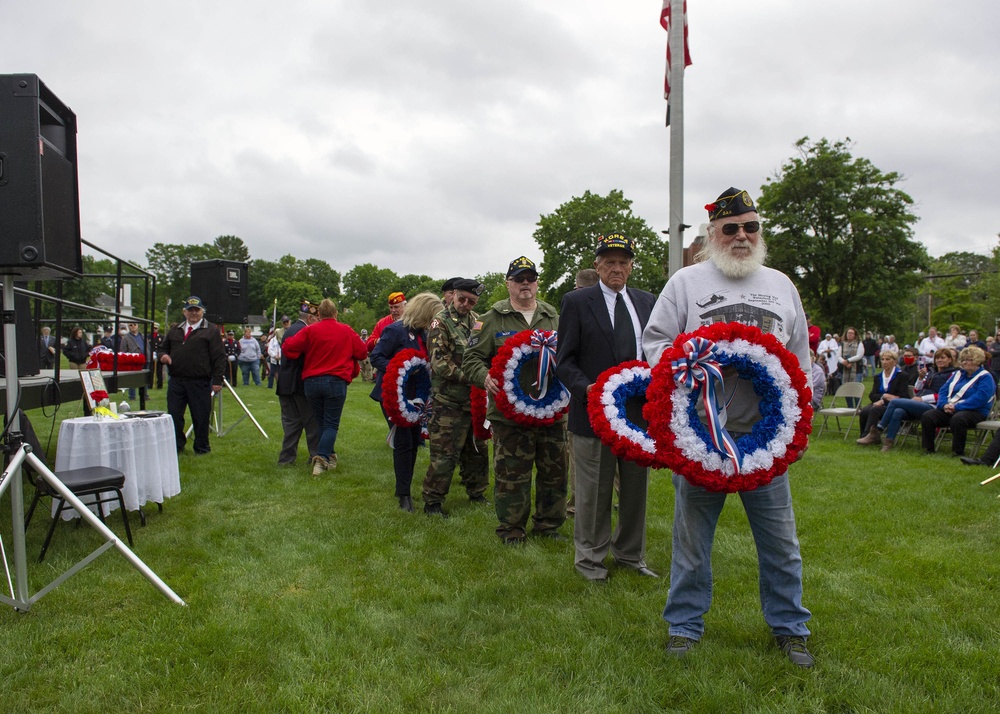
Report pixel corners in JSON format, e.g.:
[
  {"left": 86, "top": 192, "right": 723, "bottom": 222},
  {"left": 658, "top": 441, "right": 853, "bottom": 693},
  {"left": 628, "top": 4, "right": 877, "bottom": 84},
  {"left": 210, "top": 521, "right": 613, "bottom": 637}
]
[
  {"left": 213, "top": 235, "right": 251, "bottom": 262},
  {"left": 918, "top": 252, "right": 994, "bottom": 335},
  {"left": 343, "top": 263, "right": 400, "bottom": 313},
  {"left": 532, "top": 189, "right": 667, "bottom": 306},
  {"left": 757, "top": 137, "right": 930, "bottom": 335}
]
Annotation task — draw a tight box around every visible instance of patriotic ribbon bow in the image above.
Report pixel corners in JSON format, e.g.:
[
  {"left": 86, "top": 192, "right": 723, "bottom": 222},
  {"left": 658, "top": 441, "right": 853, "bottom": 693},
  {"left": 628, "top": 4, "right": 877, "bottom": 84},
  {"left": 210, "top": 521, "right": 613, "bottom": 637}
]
[
  {"left": 671, "top": 337, "right": 743, "bottom": 473},
  {"left": 530, "top": 330, "right": 558, "bottom": 399}
]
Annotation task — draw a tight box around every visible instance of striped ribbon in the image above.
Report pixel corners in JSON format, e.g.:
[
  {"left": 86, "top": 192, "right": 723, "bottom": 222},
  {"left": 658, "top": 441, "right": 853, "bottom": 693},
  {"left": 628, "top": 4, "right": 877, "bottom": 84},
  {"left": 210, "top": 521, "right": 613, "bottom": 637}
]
[
  {"left": 530, "top": 330, "right": 558, "bottom": 399},
  {"left": 671, "top": 336, "right": 743, "bottom": 473}
]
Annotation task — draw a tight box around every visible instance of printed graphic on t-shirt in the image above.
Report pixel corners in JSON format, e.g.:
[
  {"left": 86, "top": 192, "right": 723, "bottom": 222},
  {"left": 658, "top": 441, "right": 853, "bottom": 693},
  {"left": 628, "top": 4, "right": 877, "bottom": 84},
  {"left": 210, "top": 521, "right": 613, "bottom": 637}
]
[{"left": 694, "top": 289, "right": 786, "bottom": 340}]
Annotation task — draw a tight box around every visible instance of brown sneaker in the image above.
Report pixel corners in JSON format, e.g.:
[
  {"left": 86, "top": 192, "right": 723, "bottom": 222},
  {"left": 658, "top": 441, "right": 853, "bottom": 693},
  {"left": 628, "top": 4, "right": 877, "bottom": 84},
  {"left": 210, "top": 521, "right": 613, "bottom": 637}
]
[
  {"left": 856, "top": 426, "right": 881, "bottom": 445},
  {"left": 311, "top": 455, "right": 329, "bottom": 476},
  {"left": 880, "top": 437, "right": 894, "bottom": 452}
]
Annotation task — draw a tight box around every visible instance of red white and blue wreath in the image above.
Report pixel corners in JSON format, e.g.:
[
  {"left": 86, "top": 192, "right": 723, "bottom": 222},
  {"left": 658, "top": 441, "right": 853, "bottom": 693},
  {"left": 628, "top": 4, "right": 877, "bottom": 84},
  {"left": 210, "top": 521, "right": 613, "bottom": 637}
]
[
  {"left": 489, "top": 329, "right": 570, "bottom": 427},
  {"left": 382, "top": 348, "right": 432, "bottom": 436},
  {"left": 587, "top": 360, "right": 665, "bottom": 469},
  {"left": 645, "top": 322, "right": 812, "bottom": 493}
]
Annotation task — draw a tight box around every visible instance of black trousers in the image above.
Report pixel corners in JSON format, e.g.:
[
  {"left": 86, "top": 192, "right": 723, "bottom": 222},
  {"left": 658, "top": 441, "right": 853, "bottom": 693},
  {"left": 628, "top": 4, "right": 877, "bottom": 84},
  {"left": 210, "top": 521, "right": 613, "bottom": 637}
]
[
  {"left": 168, "top": 377, "right": 213, "bottom": 454},
  {"left": 920, "top": 408, "right": 981, "bottom": 455}
]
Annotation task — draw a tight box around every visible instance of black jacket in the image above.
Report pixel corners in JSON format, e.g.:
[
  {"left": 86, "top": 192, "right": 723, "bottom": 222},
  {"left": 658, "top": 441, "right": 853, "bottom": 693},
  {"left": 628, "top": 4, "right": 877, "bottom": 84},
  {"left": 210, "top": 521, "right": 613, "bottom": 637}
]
[
  {"left": 159, "top": 320, "right": 227, "bottom": 384},
  {"left": 276, "top": 319, "right": 308, "bottom": 397},
  {"left": 556, "top": 283, "right": 657, "bottom": 438}
]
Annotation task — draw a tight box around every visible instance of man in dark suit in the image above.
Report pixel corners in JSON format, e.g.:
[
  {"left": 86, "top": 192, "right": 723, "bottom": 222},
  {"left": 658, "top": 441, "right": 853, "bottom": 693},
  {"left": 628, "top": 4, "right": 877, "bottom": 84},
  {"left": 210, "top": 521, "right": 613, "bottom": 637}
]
[
  {"left": 38, "top": 326, "right": 57, "bottom": 369},
  {"left": 276, "top": 300, "right": 321, "bottom": 466},
  {"left": 556, "top": 234, "right": 658, "bottom": 582}
]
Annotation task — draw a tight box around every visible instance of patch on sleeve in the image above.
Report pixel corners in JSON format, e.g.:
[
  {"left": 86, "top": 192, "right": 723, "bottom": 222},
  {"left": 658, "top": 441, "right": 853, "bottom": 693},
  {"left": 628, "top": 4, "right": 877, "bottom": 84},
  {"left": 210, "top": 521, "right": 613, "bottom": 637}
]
[
  {"left": 496, "top": 331, "right": 517, "bottom": 338},
  {"left": 429, "top": 318, "right": 440, "bottom": 330},
  {"left": 472, "top": 320, "right": 483, "bottom": 331},
  {"left": 468, "top": 336, "right": 480, "bottom": 347}
]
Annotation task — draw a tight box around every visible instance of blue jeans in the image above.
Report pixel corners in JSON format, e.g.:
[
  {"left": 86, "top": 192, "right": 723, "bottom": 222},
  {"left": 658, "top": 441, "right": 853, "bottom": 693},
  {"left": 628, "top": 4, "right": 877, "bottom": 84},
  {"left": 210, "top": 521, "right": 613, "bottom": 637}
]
[
  {"left": 878, "top": 398, "right": 934, "bottom": 440},
  {"left": 239, "top": 360, "right": 261, "bottom": 386},
  {"left": 304, "top": 375, "right": 348, "bottom": 460},
  {"left": 663, "top": 472, "right": 811, "bottom": 640}
]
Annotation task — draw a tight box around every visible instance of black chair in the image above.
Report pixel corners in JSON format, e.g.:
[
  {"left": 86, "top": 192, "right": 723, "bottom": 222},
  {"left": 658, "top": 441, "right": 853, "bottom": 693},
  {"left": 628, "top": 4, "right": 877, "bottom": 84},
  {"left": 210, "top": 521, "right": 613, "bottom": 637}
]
[{"left": 15, "top": 411, "right": 133, "bottom": 562}]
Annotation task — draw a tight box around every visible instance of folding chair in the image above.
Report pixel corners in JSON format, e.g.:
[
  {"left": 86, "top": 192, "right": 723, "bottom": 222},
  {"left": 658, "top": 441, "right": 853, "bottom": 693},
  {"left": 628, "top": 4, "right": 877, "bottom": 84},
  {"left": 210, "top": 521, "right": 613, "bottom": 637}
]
[{"left": 814, "top": 382, "right": 866, "bottom": 439}]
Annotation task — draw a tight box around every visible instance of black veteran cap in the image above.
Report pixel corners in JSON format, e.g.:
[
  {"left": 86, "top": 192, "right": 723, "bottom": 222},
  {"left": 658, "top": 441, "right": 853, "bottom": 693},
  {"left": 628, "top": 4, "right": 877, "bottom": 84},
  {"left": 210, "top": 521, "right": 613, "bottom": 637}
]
[
  {"left": 454, "top": 278, "right": 485, "bottom": 295},
  {"left": 705, "top": 187, "right": 757, "bottom": 220},
  {"left": 300, "top": 300, "right": 320, "bottom": 316},
  {"left": 506, "top": 256, "right": 537, "bottom": 279},
  {"left": 182, "top": 296, "right": 206, "bottom": 310},
  {"left": 595, "top": 233, "right": 635, "bottom": 257},
  {"left": 441, "top": 277, "right": 463, "bottom": 292}
]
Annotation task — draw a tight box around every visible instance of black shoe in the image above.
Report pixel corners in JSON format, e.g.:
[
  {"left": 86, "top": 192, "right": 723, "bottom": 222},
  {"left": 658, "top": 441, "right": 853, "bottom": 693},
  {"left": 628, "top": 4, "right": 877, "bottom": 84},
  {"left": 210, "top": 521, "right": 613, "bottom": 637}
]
[
  {"left": 469, "top": 494, "right": 491, "bottom": 505},
  {"left": 960, "top": 456, "right": 987, "bottom": 466},
  {"left": 666, "top": 635, "right": 697, "bottom": 658},
  {"left": 502, "top": 535, "right": 526, "bottom": 546},
  {"left": 424, "top": 503, "right": 449, "bottom": 518},
  {"left": 532, "top": 530, "right": 567, "bottom": 541},
  {"left": 775, "top": 635, "right": 815, "bottom": 668},
  {"left": 398, "top": 495, "right": 414, "bottom": 512}
]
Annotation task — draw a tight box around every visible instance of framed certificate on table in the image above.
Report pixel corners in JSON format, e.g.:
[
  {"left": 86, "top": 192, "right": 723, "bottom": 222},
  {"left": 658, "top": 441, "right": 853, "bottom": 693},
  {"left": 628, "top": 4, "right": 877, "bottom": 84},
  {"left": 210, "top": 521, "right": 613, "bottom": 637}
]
[{"left": 80, "top": 369, "right": 109, "bottom": 413}]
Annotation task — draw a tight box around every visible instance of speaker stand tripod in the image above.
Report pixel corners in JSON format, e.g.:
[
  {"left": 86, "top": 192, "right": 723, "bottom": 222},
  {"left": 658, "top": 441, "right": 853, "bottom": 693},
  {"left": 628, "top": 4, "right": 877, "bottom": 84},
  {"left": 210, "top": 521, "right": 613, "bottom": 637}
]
[
  {"left": 185, "top": 378, "right": 268, "bottom": 440},
  {"left": 1, "top": 279, "right": 185, "bottom": 611}
]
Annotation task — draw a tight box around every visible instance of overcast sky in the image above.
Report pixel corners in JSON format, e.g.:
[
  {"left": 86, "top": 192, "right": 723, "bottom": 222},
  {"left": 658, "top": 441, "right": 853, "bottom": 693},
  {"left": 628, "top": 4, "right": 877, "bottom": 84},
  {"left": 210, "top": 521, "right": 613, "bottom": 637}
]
[{"left": 7, "top": 1, "right": 999, "bottom": 284}]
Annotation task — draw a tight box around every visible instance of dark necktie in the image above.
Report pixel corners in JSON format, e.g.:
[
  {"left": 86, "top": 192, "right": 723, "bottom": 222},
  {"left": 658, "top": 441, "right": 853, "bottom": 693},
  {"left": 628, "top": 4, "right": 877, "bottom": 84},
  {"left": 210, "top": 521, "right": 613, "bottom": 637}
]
[{"left": 614, "top": 292, "right": 636, "bottom": 362}]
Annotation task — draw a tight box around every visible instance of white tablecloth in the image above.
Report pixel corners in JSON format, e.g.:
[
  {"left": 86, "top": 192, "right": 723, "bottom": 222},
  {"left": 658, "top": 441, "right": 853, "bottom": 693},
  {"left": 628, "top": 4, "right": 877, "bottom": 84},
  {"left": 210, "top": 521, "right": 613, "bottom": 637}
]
[{"left": 53, "top": 414, "right": 181, "bottom": 518}]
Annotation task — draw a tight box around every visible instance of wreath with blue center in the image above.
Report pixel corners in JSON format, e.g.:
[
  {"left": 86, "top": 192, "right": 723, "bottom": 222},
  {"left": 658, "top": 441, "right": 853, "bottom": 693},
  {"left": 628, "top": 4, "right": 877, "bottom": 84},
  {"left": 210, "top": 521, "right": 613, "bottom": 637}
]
[
  {"left": 381, "top": 348, "right": 432, "bottom": 433},
  {"left": 489, "top": 329, "right": 570, "bottom": 427}
]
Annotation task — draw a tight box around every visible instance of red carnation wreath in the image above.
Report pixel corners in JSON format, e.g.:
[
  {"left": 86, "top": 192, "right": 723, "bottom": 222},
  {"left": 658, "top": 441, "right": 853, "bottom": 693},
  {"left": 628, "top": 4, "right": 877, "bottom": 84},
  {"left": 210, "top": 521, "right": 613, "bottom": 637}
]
[
  {"left": 645, "top": 322, "right": 812, "bottom": 493},
  {"left": 470, "top": 386, "right": 491, "bottom": 441},
  {"left": 381, "top": 348, "right": 432, "bottom": 429},
  {"left": 488, "top": 329, "right": 570, "bottom": 427},
  {"left": 587, "top": 360, "right": 665, "bottom": 469}
]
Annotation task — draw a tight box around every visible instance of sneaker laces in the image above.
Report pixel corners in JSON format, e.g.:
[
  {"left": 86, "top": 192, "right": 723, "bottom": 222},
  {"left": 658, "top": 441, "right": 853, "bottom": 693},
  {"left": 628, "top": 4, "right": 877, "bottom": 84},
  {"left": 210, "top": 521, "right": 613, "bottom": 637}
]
[{"left": 780, "top": 635, "right": 808, "bottom": 653}]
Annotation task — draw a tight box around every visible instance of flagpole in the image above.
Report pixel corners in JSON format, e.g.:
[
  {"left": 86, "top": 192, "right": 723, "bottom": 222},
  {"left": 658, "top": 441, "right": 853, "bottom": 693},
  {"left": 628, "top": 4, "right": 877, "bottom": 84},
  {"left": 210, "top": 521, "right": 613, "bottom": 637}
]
[{"left": 668, "top": 0, "right": 685, "bottom": 278}]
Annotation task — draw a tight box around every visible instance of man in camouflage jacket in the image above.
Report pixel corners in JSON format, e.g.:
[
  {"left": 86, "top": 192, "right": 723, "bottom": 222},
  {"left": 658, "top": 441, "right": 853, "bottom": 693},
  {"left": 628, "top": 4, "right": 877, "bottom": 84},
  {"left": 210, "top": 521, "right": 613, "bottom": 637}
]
[{"left": 421, "top": 278, "right": 491, "bottom": 515}]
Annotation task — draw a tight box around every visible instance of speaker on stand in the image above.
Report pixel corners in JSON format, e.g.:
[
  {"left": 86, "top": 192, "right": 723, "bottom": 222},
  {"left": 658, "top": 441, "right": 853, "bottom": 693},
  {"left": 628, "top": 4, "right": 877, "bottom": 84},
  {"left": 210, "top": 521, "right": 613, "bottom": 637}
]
[{"left": 190, "top": 260, "right": 249, "bottom": 325}]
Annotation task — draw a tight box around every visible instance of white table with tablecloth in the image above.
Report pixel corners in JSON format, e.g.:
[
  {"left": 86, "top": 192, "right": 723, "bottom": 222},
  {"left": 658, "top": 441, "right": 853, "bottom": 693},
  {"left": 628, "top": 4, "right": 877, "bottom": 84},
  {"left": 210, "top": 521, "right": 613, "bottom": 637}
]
[{"left": 53, "top": 414, "right": 181, "bottom": 519}]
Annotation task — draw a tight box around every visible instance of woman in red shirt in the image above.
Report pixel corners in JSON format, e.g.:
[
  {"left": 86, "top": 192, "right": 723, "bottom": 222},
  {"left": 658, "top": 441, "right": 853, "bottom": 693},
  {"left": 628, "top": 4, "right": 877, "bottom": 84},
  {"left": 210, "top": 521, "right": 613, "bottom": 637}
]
[{"left": 281, "top": 299, "right": 368, "bottom": 476}]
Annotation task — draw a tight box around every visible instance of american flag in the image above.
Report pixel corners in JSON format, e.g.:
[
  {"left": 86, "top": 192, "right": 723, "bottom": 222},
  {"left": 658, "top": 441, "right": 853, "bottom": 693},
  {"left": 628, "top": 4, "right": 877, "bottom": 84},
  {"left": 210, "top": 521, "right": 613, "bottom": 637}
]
[{"left": 661, "top": 0, "right": 692, "bottom": 125}]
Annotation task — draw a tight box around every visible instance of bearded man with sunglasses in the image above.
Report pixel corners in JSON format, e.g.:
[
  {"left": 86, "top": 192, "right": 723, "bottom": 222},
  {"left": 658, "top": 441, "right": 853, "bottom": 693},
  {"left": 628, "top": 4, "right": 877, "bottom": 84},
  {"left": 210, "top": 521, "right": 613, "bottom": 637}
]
[
  {"left": 422, "top": 278, "right": 491, "bottom": 515},
  {"left": 642, "top": 188, "right": 815, "bottom": 668},
  {"left": 464, "top": 257, "right": 568, "bottom": 544}
]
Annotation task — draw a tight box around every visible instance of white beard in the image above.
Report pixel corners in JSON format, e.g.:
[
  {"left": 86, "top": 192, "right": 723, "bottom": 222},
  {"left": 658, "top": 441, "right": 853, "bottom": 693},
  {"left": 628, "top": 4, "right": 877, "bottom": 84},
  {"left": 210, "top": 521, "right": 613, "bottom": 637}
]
[{"left": 704, "top": 238, "right": 768, "bottom": 279}]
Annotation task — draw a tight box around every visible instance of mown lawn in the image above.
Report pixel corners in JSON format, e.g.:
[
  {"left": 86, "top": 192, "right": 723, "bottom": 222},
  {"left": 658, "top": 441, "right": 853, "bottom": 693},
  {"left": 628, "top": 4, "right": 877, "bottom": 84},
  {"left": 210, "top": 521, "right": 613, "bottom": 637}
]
[{"left": 1, "top": 381, "right": 998, "bottom": 713}]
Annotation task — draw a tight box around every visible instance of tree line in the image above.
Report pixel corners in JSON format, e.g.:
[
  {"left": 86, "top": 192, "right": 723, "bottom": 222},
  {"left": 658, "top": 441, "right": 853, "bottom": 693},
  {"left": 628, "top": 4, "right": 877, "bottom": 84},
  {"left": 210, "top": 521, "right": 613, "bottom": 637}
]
[{"left": 40, "top": 136, "right": 999, "bottom": 343}]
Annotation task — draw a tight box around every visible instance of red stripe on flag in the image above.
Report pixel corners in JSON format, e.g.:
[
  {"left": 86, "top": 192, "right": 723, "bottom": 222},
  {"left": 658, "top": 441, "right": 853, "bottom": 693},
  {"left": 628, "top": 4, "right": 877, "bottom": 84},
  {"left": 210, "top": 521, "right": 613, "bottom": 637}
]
[{"left": 661, "top": 0, "right": 692, "bottom": 102}]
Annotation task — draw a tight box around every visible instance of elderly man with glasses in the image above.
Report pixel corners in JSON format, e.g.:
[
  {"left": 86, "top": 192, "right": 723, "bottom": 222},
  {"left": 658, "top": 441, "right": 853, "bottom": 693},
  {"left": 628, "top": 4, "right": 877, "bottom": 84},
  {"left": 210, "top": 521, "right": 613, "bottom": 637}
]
[
  {"left": 421, "top": 278, "right": 491, "bottom": 516},
  {"left": 464, "top": 257, "right": 568, "bottom": 544}
]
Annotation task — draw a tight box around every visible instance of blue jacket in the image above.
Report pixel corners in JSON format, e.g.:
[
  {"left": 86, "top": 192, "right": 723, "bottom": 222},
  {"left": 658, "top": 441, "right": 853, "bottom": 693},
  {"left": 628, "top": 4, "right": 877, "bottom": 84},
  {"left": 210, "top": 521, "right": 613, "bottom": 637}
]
[{"left": 936, "top": 367, "right": 996, "bottom": 417}]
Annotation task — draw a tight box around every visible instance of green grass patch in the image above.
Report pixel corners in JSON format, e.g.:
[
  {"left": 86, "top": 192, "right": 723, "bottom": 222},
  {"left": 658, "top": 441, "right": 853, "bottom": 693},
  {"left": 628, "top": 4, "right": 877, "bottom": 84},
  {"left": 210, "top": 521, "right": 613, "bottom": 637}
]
[{"left": 2, "top": 382, "right": 998, "bottom": 712}]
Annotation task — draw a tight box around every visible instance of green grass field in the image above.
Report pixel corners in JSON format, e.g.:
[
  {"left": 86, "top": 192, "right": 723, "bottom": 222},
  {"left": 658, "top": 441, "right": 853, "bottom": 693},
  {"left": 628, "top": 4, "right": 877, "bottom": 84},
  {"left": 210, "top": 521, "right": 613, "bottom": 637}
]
[{"left": 1, "top": 381, "right": 998, "bottom": 713}]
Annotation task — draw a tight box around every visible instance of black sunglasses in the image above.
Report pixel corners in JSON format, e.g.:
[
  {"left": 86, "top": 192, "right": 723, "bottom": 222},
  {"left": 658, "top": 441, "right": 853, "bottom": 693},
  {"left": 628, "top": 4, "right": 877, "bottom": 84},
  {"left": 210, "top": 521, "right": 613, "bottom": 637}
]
[
  {"left": 509, "top": 275, "right": 537, "bottom": 284},
  {"left": 720, "top": 221, "right": 761, "bottom": 236}
]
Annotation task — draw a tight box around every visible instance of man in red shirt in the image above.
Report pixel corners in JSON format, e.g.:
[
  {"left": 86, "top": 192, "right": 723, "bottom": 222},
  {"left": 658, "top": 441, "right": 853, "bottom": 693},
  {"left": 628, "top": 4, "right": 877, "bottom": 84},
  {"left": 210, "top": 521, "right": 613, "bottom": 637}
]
[
  {"left": 807, "top": 313, "right": 821, "bottom": 355},
  {"left": 365, "top": 292, "right": 406, "bottom": 353}
]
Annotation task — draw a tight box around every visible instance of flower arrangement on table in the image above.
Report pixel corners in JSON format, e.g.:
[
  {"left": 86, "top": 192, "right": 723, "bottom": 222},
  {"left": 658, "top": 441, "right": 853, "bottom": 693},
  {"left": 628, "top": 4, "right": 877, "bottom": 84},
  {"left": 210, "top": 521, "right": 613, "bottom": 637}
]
[
  {"left": 587, "top": 323, "right": 812, "bottom": 493},
  {"left": 86, "top": 345, "right": 146, "bottom": 372},
  {"left": 488, "top": 329, "right": 570, "bottom": 427},
  {"left": 381, "top": 348, "right": 432, "bottom": 436}
]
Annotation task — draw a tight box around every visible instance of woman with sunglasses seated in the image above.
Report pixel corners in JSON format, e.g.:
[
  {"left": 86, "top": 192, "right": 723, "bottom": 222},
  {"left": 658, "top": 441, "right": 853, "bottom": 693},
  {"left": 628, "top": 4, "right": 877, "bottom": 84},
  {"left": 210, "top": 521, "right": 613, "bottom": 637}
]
[
  {"left": 863, "top": 348, "right": 958, "bottom": 451},
  {"left": 855, "top": 351, "right": 911, "bottom": 444},
  {"left": 919, "top": 346, "right": 995, "bottom": 457}
]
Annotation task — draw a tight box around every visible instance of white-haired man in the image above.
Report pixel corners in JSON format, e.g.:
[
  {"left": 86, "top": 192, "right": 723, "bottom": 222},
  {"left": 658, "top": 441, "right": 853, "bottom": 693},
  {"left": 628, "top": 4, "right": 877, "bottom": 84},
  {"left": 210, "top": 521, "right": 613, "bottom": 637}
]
[{"left": 642, "top": 187, "right": 814, "bottom": 668}]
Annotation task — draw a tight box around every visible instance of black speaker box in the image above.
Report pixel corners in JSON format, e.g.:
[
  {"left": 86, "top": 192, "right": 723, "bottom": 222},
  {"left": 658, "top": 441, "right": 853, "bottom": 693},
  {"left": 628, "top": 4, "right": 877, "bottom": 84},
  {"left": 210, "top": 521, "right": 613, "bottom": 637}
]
[
  {"left": 190, "top": 259, "right": 249, "bottom": 324},
  {"left": 0, "top": 282, "right": 40, "bottom": 377},
  {"left": 0, "top": 74, "right": 83, "bottom": 280}
]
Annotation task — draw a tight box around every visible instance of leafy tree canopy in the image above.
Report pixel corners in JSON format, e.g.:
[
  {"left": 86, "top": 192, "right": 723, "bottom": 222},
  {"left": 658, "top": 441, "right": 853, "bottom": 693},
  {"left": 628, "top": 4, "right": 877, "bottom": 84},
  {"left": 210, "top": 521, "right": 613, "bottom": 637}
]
[
  {"left": 757, "top": 137, "right": 930, "bottom": 335},
  {"left": 248, "top": 255, "right": 341, "bottom": 318},
  {"left": 213, "top": 235, "right": 250, "bottom": 262},
  {"left": 532, "top": 189, "right": 667, "bottom": 306},
  {"left": 342, "top": 263, "right": 401, "bottom": 313}
]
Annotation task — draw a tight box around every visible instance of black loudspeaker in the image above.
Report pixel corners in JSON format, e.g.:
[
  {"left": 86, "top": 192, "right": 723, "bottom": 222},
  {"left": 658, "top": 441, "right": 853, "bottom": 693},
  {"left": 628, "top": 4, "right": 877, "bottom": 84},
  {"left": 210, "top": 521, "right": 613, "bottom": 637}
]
[
  {"left": 0, "top": 282, "right": 40, "bottom": 377},
  {"left": 190, "top": 259, "right": 249, "bottom": 324},
  {"left": 0, "top": 75, "right": 83, "bottom": 280}
]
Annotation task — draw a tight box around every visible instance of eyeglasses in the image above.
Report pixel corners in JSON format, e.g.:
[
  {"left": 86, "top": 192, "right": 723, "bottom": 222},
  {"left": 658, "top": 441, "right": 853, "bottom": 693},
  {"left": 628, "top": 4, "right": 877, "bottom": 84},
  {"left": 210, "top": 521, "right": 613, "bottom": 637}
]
[
  {"left": 456, "top": 296, "right": 479, "bottom": 305},
  {"left": 509, "top": 275, "right": 537, "bottom": 284},
  {"left": 720, "top": 221, "right": 761, "bottom": 236}
]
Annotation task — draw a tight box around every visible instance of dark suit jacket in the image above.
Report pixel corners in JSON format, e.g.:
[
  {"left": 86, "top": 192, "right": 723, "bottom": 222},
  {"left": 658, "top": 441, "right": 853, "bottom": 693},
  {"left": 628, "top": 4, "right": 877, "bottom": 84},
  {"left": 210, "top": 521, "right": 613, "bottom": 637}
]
[{"left": 556, "top": 282, "right": 657, "bottom": 438}]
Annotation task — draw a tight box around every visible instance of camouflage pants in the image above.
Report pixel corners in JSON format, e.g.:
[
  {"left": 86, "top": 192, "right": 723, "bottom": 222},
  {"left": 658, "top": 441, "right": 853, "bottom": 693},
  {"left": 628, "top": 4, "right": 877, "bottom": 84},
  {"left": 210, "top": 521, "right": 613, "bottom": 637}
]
[
  {"left": 359, "top": 358, "right": 373, "bottom": 382},
  {"left": 422, "top": 403, "right": 489, "bottom": 505},
  {"left": 491, "top": 421, "right": 567, "bottom": 540}
]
